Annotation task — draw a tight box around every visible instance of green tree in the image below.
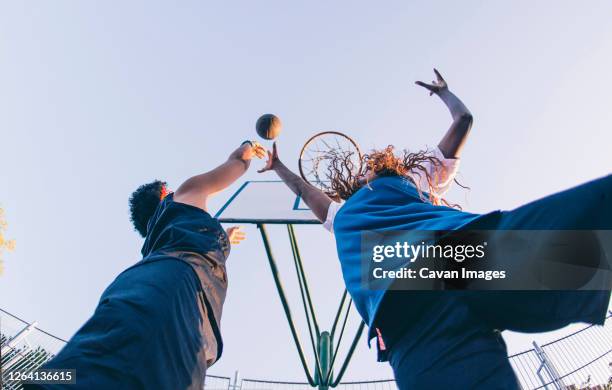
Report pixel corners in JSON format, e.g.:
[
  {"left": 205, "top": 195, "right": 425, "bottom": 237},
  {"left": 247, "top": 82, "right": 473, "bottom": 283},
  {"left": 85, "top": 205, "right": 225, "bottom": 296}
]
[{"left": 0, "top": 207, "right": 16, "bottom": 275}]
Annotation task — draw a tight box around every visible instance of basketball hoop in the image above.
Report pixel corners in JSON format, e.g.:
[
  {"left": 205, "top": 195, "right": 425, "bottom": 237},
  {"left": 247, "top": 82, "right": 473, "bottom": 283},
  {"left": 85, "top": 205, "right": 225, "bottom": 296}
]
[{"left": 298, "top": 131, "right": 363, "bottom": 193}]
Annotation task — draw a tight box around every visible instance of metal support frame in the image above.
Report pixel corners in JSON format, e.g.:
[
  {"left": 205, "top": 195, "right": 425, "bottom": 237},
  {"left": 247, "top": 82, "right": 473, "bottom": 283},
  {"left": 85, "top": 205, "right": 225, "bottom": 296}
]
[
  {"left": 1, "top": 321, "right": 37, "bottom": 357},
  {"left": 533, "top": 341, "right": 567, "bottom": 390},
  {"left": 228, "top": 371, "right": 241, "bottom": 390},
  {"left": 257, "top": 224, "right": 365, "bottom": 389}
]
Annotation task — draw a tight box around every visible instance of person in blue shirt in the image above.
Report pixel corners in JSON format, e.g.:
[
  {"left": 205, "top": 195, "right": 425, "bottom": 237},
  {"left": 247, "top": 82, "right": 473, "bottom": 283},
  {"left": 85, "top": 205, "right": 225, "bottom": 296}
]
[
  {"left": 28, "top": 141, "right": 265, "bottom": 390},
  {"left": 259, "top": 70, "right": 611, "bottom": 389}
]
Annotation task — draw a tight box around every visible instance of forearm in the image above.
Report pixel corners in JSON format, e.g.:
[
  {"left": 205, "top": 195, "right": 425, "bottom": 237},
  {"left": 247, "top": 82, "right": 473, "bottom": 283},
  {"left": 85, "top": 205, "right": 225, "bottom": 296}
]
[
  {"left": 437, "top": 89, "right": 473, "bottom": 159},
  {"left": 438, "top": 89, "right": 471, "bottom": 120},
  {"left": 200, "top": 157, "right": 250, "bottom": 195},
  {"left": 175, "top": 153, "right": 250, "bottom": 210},
  {"left": 274, "top": 161, "right": 332, "bottom": 222}
]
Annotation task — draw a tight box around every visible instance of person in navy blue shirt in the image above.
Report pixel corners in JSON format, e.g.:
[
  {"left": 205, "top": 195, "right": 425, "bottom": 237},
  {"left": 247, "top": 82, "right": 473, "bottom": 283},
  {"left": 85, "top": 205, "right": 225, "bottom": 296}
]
[
  {"left": 260, "top": 70, "right": 611, "bottom": 389},
  {"left": 28, "top": 141, "right": 265, "bottom": 390}
]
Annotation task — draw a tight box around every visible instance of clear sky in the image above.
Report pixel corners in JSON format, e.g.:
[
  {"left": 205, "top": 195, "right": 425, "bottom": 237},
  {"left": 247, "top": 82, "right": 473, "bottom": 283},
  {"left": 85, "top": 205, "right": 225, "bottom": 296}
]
[{"left": 1, "top": 0, "right": 611, "bottom": 382}]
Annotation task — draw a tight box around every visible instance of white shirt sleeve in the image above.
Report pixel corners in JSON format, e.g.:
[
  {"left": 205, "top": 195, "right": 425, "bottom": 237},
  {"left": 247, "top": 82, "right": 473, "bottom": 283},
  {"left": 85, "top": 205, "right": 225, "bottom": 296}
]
[
  {"left": 410, "top": 146, "right": 460, "bottom": 197},
  {"left": 322, "top": 201, "right": 342, "bottom": 234}
]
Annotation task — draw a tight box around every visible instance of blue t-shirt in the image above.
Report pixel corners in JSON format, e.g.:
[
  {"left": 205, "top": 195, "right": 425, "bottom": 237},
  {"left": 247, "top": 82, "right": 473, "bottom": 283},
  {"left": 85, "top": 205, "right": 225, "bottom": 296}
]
[
  {"left": 38, "top": 194, "right": 229, "bottom": 390},
  {"left": 334, "top": 176, "right": 484, "bottom": 338},
  {"left": 140, "top": 193, "right": 230, "bottom": 363}
]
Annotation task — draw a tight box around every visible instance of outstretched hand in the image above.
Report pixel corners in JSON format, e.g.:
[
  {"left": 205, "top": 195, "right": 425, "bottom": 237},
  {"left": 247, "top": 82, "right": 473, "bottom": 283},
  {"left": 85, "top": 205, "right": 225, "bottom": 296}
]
[
  {"left": 232, "top": 141, "right": 267, "bottom": 162},
  {"left": 226, "top": 226, "right": 246, "bottom": 245},
  {"left": 245, "top": 141, "right": 267, "bottom": 160},
  {"left": 258, "top": 142, "right": 280, "bottom": 173},
  {"left": 415, "top": 68, "right": 448, "bottom": 96}
]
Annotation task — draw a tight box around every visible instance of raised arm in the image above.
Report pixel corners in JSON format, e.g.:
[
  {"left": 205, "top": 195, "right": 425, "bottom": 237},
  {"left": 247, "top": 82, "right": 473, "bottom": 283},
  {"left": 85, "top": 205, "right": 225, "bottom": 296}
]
[
  {"left": 416, "top": 69, "right": 473, "bottom": 159},
  {"left": 258, "top": 143, "right": 333, "bottom": 223},
  {"left": 174, "top": 141, "right": 266, "bottom": 210}
]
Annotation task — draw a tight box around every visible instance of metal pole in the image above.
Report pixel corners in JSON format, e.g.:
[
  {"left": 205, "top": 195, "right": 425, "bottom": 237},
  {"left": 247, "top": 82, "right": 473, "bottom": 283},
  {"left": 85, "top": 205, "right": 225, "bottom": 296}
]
[
  {"left": 257, "top": 224, "right": 316, "bottom": 386},
  {"left": 533, "top": 341, "right": 566, "bottom": 390},
  {"left": 228, "top": 370, "right": 240, "bottom": 390},
  {"left": 331, "top": 321, "right": 366, "bottom": 387},
  {"left": 330, "top": 291, "right": 348, "bottom": 339},
  {"left": 287, "top": 225, "right": 324, "bottom": 377},
  {"left": 317, "top": 332, "right": 332, "bottom": 390},
  {"left": 287, "top": 225, "right": 321, "bottom": 337}
]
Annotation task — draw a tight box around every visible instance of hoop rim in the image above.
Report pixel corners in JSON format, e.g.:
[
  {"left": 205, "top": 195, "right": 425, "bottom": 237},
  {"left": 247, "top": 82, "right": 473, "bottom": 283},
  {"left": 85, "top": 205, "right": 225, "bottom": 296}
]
[{"left": 298, "top": 131, "right": 363, "bottom": 188}]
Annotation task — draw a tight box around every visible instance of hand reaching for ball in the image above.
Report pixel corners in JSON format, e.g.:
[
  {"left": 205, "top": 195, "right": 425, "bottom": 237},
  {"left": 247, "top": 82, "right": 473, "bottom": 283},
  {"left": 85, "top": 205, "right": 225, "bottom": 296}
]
[
  {"left": 231, "top": 141, "right": 267, "bottom": 162},
  {"left": 258, "top": 142, "right": 280, "bottom": 173}
]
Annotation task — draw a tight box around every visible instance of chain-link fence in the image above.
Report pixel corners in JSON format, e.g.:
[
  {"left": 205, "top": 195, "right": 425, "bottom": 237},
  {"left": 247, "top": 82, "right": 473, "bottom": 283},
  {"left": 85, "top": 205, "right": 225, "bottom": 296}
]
[
  {"left": 508, "top": 314, "right": 612, "bottom": 389},
  {"left": 204, "top": 374, "right": 232, "bottom": 390},
  {"left": 1, "top": 308, "right": 67, "bottom": 389},
  {"left": 2, "top": 307, "right": 611, "bottom": 389}
]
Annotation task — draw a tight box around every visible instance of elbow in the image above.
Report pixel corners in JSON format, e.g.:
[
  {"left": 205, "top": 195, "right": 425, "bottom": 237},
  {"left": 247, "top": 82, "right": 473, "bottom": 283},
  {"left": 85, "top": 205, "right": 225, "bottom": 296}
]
[
  {"left": 459, "top": 112, "right": 473, "bottom": 124},
  {"left": 455, "top": 112, "right": 473, "bottom": 132}
]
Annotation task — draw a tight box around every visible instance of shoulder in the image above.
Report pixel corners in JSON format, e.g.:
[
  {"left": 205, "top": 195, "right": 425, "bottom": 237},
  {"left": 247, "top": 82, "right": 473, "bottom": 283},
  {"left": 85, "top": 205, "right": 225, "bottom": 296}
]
[
  {"left": 142, "top": 194, "right": 228, "bottom": 257},
  {"left": 147, "top": 193, "right": 224, "bottom": 240}
]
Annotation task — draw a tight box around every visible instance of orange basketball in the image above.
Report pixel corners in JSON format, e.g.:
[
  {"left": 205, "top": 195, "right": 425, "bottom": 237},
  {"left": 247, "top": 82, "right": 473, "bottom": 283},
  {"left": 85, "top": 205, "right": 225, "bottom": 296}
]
[{"left": 256, "top": 114, "right": 282, "bottom": 140}]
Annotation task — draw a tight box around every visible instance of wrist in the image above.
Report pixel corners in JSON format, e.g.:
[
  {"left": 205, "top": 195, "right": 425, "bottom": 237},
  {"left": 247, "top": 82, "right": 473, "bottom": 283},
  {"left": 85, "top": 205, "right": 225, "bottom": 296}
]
[
  {"left": 272, "top": 158, "right": 284, "bottom": 171},
  {"left": 229, "top": 150, "right": 249, "bottom": 166},
  {"left": 436, "top": 88, "right": 451, "bottom": 98},
  {"left": 230, "top": 141, "right": 253, "bottom": 160},
  {"left": 235, "top": 156, "right": 250, "bottom": 170}
]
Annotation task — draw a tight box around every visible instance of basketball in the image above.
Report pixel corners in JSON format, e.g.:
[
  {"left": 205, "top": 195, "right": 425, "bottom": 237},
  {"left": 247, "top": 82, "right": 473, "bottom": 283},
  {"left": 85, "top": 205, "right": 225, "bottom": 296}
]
[{"left": 256, "top": 114, "right": 282, "bottom": 140}]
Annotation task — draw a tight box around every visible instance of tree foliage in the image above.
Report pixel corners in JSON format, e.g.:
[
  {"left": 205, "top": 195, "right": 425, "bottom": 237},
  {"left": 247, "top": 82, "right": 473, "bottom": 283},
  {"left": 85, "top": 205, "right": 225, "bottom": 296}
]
[{"left": 0, "top": 207, "right": 16, "bottom": 275}]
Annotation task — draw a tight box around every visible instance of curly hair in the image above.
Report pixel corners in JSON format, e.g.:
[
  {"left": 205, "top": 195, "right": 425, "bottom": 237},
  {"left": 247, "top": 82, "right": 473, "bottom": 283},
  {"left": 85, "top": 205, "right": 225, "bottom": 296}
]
[
  {"left": 129, "top": 180, "right": 167, "bottom": 237},
  {"left": 325, "top": 145, "right": 460, "bottom": 207}
]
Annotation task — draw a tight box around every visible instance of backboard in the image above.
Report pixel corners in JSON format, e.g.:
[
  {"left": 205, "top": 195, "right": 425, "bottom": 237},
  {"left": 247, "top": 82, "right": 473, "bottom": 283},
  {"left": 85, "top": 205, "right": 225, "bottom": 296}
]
[{"left": 215, "top": 181, "right": 320, "bottom": 224}]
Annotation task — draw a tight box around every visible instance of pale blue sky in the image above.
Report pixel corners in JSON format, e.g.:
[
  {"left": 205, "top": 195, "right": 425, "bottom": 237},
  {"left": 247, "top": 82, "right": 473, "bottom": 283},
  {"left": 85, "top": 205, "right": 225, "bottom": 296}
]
[{"left": 1, "top": 0, "right": 611, "bottom": 381}]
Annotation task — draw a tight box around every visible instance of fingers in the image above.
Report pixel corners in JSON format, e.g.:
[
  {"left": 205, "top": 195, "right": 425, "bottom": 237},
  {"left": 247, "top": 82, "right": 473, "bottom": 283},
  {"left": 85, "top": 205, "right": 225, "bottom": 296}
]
[
  {"left": 415, "top": 81, "right": 435, "bottom": 95},
  {"left": 272, "top": 141, "right": 278, "bottom": 157},
  {"left": 252, "top": 142, "right": 267, "bottom": 159},
  {"left": 253, "top": 142, "right": 265, "bottom": 155},
  {"left": 226, "top": 226, "right": 238, "bottom": 235},
  {"left": 415, "top": 81, "right": 434, "bottom": 90},
  {"left": 226, "top": 226, "right": 241, "bottom": 236},
  {"left": 257, "top": 151, "right": 273, "bottom": 173},
  {"left": 231, "top": 234, "right": 246, "bottom": 243},
  {"left": 227, "top": 226, "right": 246, "bottom": 245},
  {"left": 416, "top": 68, "right": 449, "bottom": 96},
  {"left": 433, "top": 68, "right": 445, "bottom": 83}
]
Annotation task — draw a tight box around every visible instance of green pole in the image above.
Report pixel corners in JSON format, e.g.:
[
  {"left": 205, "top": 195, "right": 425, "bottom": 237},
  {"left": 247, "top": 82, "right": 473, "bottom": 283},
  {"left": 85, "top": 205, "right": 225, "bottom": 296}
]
[
  {"left": 287, "top": 225, "right": 321, "bottom": 337},
  {"left": 331, "top": 321, "right": 366, "bottom": 387},
  {"left": 317, "top": 331, "right": 332, "bottom": 390},
  {"left": 257, "top": 224, "right": 316, "bottom": 386}
]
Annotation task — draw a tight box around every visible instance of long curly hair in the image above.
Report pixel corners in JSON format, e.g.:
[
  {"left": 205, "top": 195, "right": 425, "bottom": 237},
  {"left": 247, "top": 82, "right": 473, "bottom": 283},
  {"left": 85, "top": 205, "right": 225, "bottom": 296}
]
[{"left": 325, "top": 145, "right": 461, "bottom": 207}]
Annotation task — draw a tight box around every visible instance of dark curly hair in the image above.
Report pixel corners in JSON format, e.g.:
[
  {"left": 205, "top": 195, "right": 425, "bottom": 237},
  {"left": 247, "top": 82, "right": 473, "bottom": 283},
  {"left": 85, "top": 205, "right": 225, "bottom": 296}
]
[{"left": 129, "top": 180, "right": 167, "bottom": 237}]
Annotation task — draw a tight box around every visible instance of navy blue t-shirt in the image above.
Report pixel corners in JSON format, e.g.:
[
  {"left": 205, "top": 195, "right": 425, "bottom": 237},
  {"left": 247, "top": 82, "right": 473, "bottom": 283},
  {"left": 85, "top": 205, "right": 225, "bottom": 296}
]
[
  {"left": 36, "top": 194, "right": 229, "bottom": 390},
  {"left": 140, "top": 193, "right": 230, "bottom": 363}
]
